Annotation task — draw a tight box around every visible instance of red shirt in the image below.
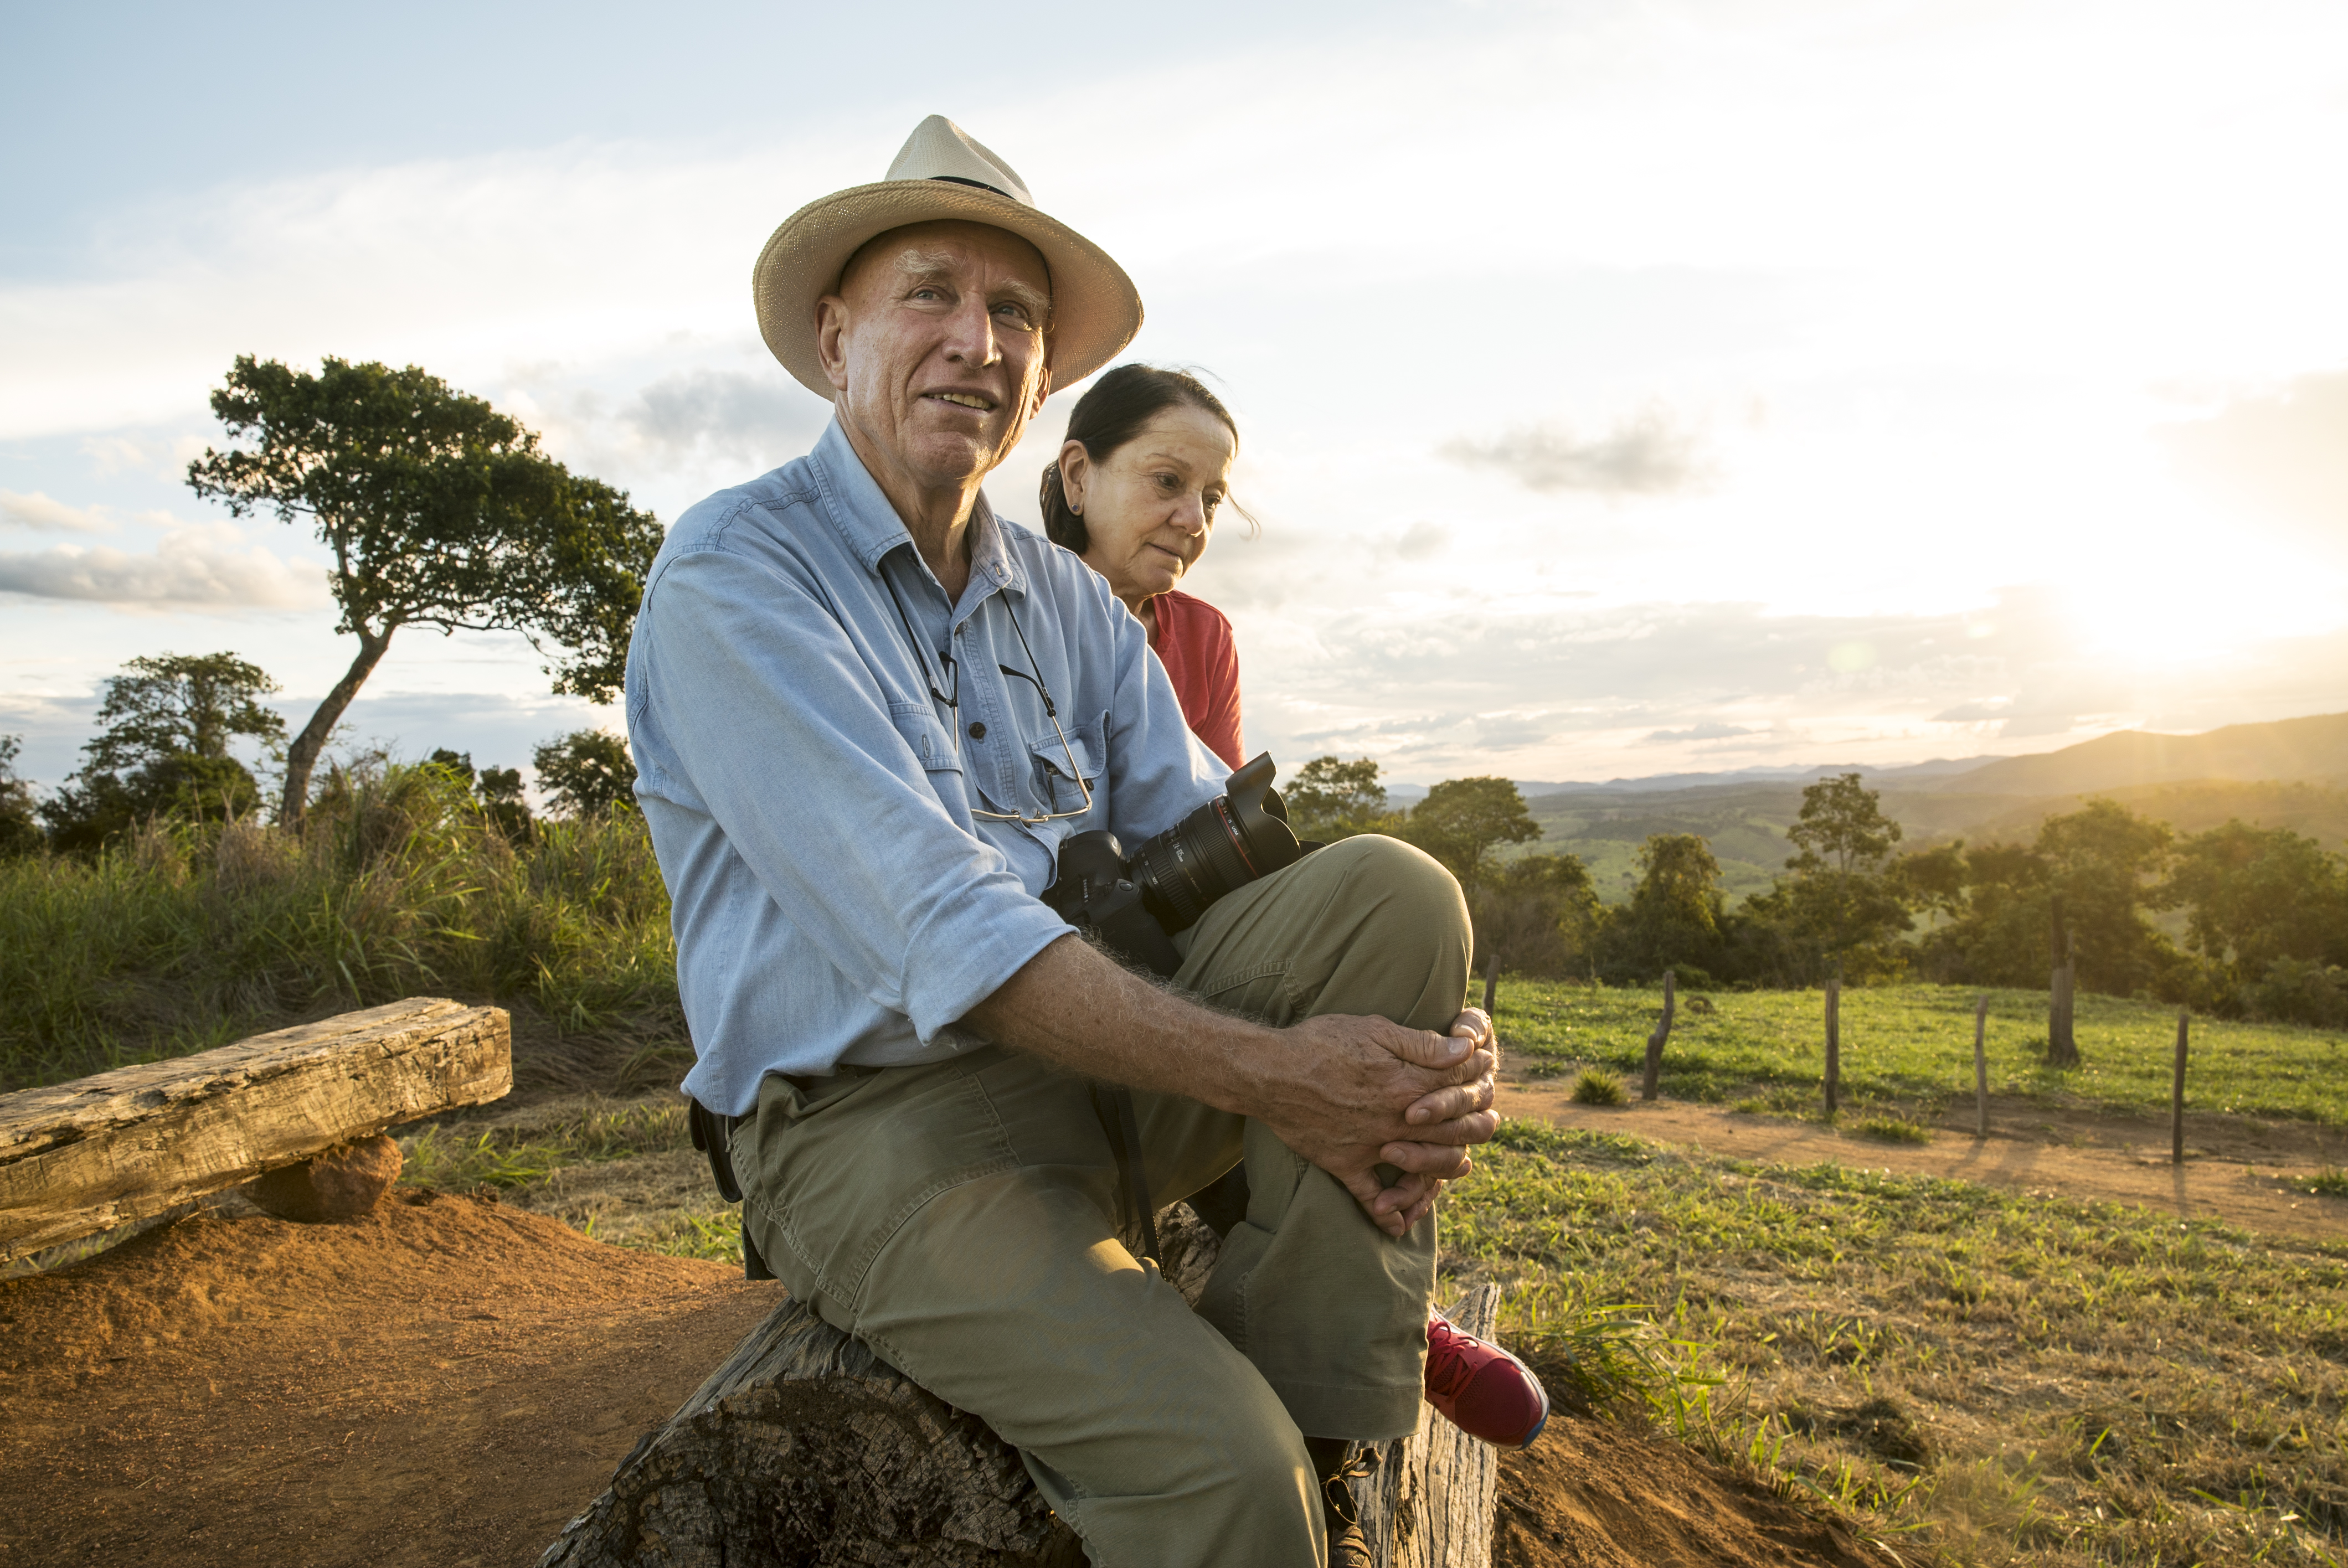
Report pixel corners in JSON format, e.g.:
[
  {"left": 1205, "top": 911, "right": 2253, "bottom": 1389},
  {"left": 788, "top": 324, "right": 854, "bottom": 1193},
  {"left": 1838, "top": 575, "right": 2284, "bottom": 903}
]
[{"left": 1149, "top": 589, "right": 1244, "bottom": 771}]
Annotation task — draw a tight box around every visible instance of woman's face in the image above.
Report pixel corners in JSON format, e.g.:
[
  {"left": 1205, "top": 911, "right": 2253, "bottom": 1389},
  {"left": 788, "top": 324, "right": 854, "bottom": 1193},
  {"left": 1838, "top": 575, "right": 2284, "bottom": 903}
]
[{"left": 1060, "top": 404, "right": 1235, "bottom": 605}]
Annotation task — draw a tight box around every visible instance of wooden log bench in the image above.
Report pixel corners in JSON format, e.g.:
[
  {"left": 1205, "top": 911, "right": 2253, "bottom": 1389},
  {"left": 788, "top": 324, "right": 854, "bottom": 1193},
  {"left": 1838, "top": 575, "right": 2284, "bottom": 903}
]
[
  {"left": 539, "top": 1204, "right": 1499, "bottom": 1567},
  {"left": 0, "top": 997, "right": 511, "bottom": 1264}
]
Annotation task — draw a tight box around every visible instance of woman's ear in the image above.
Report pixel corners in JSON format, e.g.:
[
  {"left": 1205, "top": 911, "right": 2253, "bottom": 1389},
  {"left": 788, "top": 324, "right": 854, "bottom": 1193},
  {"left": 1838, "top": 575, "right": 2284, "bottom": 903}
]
[{"left": 1058, "top": 440, "right": 1090, "bottom": 516}]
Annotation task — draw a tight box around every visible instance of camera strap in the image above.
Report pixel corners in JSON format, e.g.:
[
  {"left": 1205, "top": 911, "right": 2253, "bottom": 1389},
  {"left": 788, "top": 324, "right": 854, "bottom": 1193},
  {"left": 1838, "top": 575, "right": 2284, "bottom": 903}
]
[{"left": 1090, "top": 1084, "right": 1160, "bottom": 1265}]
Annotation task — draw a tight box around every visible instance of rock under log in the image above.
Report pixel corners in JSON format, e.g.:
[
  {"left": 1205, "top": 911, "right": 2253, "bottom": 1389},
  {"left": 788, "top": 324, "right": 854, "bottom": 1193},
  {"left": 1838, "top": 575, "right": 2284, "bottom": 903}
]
[
  {"left": 244, "top": 1132, "right": 404, "bottom": 1222},
  {"left": 541, "top": 1205, "right": 1500, "bottom": 1567},
  {"left": 0, "top": 997, "right": 508, "bottom": 1263}
]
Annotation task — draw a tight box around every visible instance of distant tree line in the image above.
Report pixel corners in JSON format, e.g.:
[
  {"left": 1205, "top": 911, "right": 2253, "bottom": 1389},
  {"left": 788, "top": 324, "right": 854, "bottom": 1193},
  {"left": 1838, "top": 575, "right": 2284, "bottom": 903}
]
[
  {"left": 0, "top": 649, "right": 639, "bottom": 856},
  {"left": 1282, "top": 756, "right": 2348, "bottom": 1029}
]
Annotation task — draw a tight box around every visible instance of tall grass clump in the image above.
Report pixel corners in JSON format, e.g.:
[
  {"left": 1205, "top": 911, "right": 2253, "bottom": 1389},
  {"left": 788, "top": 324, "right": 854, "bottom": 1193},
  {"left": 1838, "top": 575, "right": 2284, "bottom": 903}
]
[{"left": 0, "top": 759, "right": 681, "bottom": 1092}]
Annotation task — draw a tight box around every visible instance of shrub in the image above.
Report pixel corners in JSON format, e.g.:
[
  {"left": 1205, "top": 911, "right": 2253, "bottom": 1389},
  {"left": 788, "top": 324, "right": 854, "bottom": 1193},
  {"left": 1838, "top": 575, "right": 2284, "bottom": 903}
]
[
  {"left": 1571, "top": 1069, "right": 1627, "bottom": 1106},
  {"left": 2244, "top": 957, "right": 2348, "bottom": 1029}
]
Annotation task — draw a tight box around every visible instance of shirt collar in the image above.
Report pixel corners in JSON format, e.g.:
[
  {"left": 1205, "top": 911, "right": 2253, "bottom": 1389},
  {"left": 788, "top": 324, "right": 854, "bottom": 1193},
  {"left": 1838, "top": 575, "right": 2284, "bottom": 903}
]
[{"left": 810, "top": 417, "right": 1029, "bottom": 598}]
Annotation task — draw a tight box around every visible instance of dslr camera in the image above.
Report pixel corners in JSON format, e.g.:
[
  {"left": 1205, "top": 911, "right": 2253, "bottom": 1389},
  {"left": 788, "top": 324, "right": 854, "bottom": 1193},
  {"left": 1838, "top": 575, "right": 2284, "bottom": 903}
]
[{"left": 1043, "top": 752, "right": 1309, "bottom": 976}]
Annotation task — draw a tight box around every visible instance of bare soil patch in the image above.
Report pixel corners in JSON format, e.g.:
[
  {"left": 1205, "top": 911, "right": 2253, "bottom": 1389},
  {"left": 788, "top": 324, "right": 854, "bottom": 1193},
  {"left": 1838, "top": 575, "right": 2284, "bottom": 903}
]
[
  {"left": 1503, "top": 1072, "right": 2348, "bottom": 1243},
  {"left": 1496, "top": 1416, "right": 1897, "bottom": 1568},
  {"left": 0, "top": 1184, "right": 1891, "bottom": 1567},
  {"left": 0, "top": 1190, "right": 779, "bottom": 1567}
]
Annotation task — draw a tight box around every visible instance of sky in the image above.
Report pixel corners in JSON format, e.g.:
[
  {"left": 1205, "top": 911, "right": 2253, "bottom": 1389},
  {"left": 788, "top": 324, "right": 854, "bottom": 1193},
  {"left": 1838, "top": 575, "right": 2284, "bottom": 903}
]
[{"left": 4, "top": 0, "right": 2346, "bottom": 796}]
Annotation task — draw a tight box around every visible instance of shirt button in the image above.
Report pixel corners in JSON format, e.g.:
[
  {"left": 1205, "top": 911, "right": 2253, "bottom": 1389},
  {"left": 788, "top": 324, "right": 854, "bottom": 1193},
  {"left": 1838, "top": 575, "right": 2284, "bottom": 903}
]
[{"left": 968, "top": 721, "right": 987, "bottom": 740}]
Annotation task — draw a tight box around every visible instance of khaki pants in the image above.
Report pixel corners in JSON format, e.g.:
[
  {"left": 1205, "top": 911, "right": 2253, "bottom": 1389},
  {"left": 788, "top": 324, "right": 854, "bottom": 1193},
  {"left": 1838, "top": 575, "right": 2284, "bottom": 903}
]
[{"left": 733, "top": 834, "right": 1470, "bottom": 1568}]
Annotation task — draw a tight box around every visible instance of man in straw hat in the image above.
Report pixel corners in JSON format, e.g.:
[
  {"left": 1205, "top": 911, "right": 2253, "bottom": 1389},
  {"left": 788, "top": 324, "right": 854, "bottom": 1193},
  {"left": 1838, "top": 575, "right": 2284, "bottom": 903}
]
[{"left": 625, "top": 117, "right": 1540, "bottom": 1566}]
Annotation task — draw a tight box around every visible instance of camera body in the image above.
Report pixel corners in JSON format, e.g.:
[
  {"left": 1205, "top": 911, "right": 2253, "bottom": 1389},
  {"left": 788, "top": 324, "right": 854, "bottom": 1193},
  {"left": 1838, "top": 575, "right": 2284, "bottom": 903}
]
[{"left": 1044, "top": 752, "right": 1306, "bottom": 976}]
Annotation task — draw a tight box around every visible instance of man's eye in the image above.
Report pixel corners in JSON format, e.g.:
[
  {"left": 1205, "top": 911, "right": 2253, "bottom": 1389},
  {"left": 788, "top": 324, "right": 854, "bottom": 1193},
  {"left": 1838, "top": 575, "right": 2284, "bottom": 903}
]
[
  {"left": 994, "top": 303, "right": 1033, "bottom": 326},
  {"left": 911, "top": 287, "right": 944, "bottom": 302}
]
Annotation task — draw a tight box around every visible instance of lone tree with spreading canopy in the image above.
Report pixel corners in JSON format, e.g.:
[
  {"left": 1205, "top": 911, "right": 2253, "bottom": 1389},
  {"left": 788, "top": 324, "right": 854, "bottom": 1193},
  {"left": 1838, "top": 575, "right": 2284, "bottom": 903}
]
[{"left": 187, "top": 356, "right": 664, "bottom": 825}]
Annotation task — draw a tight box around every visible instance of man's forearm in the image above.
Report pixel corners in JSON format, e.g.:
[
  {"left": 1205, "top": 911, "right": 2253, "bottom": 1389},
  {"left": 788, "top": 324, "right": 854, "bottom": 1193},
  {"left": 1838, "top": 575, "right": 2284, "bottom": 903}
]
[
  {"left": 962, "top": 933, "right": 1499, "bottom": 1234},
  {"left": 963, "top": 933, "right": 1275, "bottom": 1113}
]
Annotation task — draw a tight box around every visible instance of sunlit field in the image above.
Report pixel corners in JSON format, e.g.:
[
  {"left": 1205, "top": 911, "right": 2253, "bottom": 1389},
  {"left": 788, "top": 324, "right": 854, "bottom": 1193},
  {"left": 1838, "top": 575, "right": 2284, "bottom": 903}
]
[
  {"left": 1455, "top": 1122, "right": 2348, "bottom": 1567},
  {"left": 1495, "top": 980, "right": 2348, "bottom": 1127}
]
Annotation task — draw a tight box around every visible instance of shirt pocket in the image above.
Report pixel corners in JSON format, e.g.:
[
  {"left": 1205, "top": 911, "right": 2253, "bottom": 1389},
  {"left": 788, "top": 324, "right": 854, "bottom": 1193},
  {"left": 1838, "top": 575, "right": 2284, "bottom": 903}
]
[
  {"left": 889, "top": 702, "right": 970, "bottom": 815},
  {"left": 1011, "top": 720, "right": 1105, "bottom": 863},
  {"left": 1028, "top": 721, "right": 1103, "bottom": 819}
]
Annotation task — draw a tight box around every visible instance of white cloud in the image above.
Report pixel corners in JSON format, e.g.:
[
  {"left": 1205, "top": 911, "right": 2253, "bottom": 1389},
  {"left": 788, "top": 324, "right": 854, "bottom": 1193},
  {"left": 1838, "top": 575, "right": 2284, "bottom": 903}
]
[
  {"left": 1396, "top": 521, "right": 1451, "bottom": 561},
  {"left": 1646, "top": 722, "right": 1760, "bottom": 744},
  {"left": 0, "top": 525, "right": 326, "bottom": 609},
  {"left": 79, "top": 432, "right": 211, "bottom": 482},
  {"left": 0, "top": 489, "right": 114, "bottom": 534},
  {"left": 1441, "top": 408, "right": 1713, "bottom": 496}
]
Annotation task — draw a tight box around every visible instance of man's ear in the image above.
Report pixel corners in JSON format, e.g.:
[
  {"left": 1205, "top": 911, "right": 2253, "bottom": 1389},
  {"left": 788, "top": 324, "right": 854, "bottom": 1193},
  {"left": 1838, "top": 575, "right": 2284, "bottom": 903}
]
[
  {"left": 1026, "top": 357, "right": 1053, "bottom": 422},
  {"left": 814, "top": 295, "right": 852, "bottom": 393}
]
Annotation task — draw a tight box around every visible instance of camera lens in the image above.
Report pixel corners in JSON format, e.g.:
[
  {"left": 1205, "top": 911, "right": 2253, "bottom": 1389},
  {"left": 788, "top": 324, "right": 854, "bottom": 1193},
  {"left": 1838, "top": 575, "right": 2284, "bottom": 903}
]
[{"left": 1129, "top": 754, "right": 1302, "bottom": 932}]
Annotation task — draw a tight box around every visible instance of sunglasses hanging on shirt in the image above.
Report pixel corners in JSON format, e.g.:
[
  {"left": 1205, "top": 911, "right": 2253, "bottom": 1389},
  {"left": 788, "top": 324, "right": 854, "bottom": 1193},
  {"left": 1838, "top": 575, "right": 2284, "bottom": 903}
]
[{"left": 879, "top": 561, "right": 1094, "bottom": 824}]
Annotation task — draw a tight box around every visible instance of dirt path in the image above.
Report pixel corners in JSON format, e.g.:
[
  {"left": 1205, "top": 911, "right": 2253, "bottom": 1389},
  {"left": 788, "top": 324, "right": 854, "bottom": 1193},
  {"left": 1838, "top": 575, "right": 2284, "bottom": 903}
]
[{"left": 1502, "top": 1074, "right": 2348, "bottom": 1243}]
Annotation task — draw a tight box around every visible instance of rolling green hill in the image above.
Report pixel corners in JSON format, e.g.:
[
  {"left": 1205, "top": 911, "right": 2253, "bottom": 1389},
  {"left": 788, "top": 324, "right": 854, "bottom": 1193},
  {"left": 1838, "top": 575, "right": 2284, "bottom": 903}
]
[
  {"left": 1913, "top": 710, "right": 2348, "bottom": 797},
  {"left": 1501, "top": 711, "right": 2348, "bottom": 904}
]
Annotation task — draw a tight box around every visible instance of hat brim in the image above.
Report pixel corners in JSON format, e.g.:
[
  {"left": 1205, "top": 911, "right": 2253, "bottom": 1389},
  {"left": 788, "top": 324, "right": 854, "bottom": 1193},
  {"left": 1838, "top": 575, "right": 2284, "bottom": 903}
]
[{"left": 753, "top": 180, "right": 1143, "bottom": 403}]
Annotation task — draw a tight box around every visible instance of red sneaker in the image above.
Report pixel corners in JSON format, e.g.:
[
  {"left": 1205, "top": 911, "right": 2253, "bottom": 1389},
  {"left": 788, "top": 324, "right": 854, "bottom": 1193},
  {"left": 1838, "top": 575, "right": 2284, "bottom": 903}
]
[{"left": 1423, "top": 1314, "right": 1549, "bottom": 1448}]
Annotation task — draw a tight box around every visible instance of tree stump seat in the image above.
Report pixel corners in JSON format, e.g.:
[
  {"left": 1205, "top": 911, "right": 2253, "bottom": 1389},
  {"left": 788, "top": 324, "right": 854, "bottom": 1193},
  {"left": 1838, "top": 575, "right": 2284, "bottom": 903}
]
[{"left": 539, "top": 1206, "right": 1499, "bottom": 1567}]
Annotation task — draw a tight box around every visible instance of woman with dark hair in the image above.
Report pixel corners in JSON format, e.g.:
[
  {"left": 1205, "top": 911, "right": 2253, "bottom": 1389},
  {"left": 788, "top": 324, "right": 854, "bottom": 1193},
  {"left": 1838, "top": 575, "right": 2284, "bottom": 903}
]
[
  {"left": 1045, "top": 365, "right": 1555, "bottom": 1469},
  {"left": 1040, "top": 364, "right": 1248, "bottom": 769}
]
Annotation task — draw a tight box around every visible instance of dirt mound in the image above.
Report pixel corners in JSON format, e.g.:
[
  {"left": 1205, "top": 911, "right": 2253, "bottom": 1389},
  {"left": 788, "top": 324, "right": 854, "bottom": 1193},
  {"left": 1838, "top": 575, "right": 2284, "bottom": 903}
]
[
  {"left": 1495, "top": 1416, "right": 1897, "bottom": 1568},
  {"left": 1, "top": 1192, "right": 1887, "bottom": 1567},
  {"left": 0, "top": 1190, "right": 780, "bottom": 1567}
]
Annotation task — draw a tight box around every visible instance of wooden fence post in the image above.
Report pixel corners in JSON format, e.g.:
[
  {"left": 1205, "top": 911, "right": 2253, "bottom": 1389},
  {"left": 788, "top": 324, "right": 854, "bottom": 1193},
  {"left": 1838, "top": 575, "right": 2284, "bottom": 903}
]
[
  {"left": 2047, "top": 911, "right": 2079, "bottom": 1067},
  {"left": 1642, "top": 969, "right": 1675, "bottom": 1102},
  {"left": 1824, "top": 976, "right": 1841, "bottom": 1117},
  {"left": 1481, "top": 952, "right": 1499, "bottom": 1021},
  {"left": 2172, "top": 1009, "right": 2189, "bottom": 1165},
  {"left": 1972, "top": 994, "right": 1990, "bottom": 1138}
]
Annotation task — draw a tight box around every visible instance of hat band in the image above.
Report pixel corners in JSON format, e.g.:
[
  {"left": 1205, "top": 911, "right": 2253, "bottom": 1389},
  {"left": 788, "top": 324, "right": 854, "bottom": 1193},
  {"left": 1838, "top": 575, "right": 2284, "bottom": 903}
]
[{"left": 931, "top": 174, "right": 1015, "bottom": 201}]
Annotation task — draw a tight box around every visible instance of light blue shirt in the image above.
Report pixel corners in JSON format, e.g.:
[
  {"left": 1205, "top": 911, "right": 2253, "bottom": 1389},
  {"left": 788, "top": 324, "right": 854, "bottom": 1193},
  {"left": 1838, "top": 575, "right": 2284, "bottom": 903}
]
[{"left": 626, "top": 419, "right": 1228, "bottom": 1115}]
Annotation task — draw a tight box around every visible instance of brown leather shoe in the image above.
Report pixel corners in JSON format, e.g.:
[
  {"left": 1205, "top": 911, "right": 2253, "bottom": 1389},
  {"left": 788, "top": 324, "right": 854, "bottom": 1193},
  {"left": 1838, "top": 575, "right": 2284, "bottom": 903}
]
[{"left": 1307, "top": 1436, "right": 1375, "bottom": 1568}]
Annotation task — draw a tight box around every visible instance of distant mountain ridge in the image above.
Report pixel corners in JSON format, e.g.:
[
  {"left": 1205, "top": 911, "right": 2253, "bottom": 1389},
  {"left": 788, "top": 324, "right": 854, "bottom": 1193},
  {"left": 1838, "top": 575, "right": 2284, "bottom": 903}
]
[
  {"left": 1454, "top": 710, "right": 2348, "bottom": 802},
  {"left": 1906, "top": 711, "right": 2348, "bottom": 797}
]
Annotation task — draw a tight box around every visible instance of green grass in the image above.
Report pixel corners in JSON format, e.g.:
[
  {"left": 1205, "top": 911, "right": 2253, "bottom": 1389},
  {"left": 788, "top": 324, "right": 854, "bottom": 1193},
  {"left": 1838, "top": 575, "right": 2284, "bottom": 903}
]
[
  {"left": 397, "top": 1095, "right": 742, "bottom": 1265},
  {"left": 1449, "top": 1118, "right": 2348, "bottom": 1566},
  {"left": 1497, "top": 978, "right": 2348, "bottom": 1126},
  {"left": 1852, "top": 1114, "right": 1934, "bottom": 1144},
  {"left": 0, "top": 762, "right": 686, "bottom": 1093},
  {"left": 398, "top": 1098, "right": 694, "bottom": 1189}
]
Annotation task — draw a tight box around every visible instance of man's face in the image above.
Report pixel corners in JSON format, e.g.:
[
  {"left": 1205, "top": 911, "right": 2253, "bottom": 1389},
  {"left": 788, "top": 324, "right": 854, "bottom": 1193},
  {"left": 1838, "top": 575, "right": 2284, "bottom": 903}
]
[{"left": 817, "top": 220, "right": 1054, "bottom": 493}]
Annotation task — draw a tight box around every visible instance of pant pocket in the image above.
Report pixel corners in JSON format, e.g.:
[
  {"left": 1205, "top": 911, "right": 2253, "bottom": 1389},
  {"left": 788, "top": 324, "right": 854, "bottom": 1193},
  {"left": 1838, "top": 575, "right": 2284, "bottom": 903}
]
[{"left": 739, "top": 1062, "right": 1021, "bottom": 1310}]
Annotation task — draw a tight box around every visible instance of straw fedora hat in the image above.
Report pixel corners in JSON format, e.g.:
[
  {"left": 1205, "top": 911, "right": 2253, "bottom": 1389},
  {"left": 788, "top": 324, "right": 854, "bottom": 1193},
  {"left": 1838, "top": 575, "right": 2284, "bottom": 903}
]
[{"left": 754, "top": 116, "right": 1144, "bottom": 401}]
